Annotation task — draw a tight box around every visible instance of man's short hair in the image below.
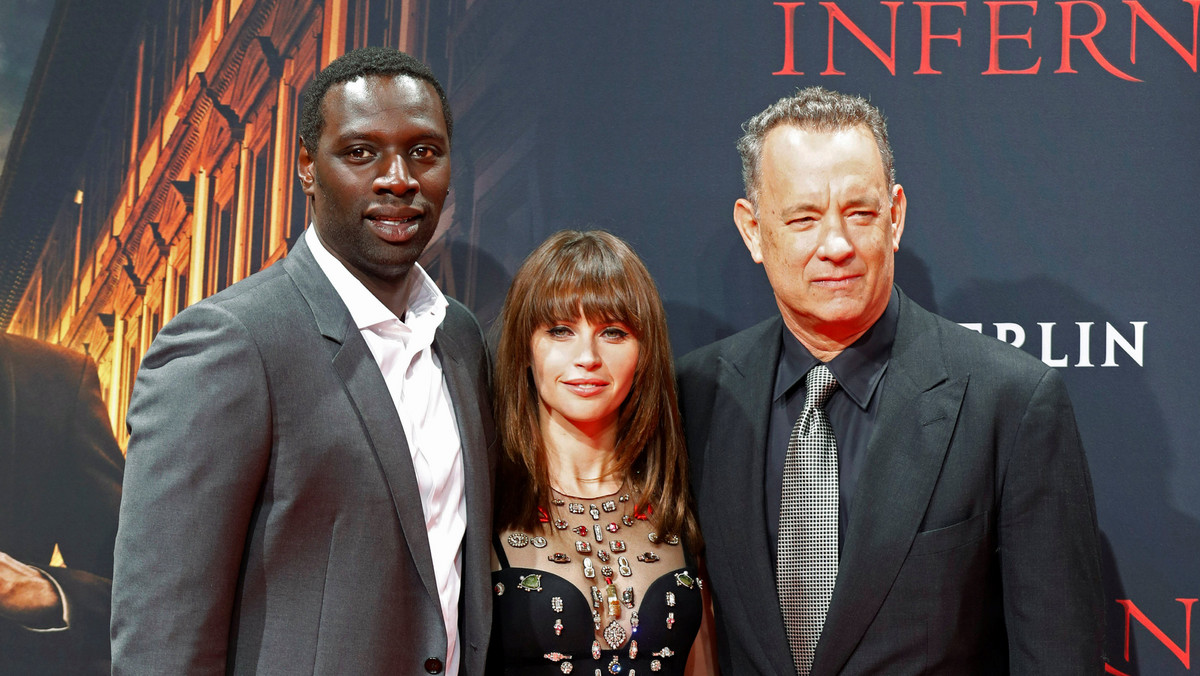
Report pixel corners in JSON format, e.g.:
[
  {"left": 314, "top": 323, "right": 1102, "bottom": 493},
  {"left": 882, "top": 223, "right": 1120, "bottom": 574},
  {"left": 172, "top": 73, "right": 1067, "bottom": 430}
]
[
  {"left": 737, "top": 86, "right": 894, "bottom": 206},
  {"left": 299, "top": 46, "right": 452, "bottom": 154}
]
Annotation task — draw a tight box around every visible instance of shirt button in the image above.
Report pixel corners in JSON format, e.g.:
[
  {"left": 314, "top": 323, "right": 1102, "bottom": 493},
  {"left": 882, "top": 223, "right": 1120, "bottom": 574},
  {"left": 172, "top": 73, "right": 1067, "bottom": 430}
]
[{"left": 424, "top": 657, "right": 443, "bottom": 673}]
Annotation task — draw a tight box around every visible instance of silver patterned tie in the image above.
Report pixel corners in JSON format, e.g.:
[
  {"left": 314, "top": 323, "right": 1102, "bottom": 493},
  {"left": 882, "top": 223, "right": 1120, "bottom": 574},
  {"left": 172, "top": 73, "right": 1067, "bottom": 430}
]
[{"left": 777, "top": 364, "right": 840, "bottom": 675}]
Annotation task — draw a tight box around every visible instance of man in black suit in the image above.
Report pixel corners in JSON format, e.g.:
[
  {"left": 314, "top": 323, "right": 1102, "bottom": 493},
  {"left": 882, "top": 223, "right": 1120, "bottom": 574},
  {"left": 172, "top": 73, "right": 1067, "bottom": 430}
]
[
  {"left": 677, "top": 87, "right": 1104, "bottom": 674},
  {"left": 0, "top": 333, "right": 124, "bottom": 675}
]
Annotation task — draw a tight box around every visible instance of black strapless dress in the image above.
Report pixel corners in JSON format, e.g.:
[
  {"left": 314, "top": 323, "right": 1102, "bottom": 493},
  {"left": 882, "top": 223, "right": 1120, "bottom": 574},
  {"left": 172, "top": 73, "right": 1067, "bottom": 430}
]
[{"left": 489, "top": 536, "right": 702, "bottom": 674}]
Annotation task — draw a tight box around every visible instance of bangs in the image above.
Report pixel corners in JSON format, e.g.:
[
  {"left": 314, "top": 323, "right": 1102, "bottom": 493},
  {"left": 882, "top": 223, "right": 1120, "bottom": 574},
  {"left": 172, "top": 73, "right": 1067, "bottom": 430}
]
[{"left": 521, "top": 238, "right": 648, "bottom": 335}]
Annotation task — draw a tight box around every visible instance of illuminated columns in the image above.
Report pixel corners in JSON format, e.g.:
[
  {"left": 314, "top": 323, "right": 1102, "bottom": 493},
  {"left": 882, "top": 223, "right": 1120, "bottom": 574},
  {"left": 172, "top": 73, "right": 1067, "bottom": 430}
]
[
  {"left": 321, "top": 0, "right": 346, "bottom": 68},
  {"left": 108, "top": 317, "right": 125, "bottom": 430},
  {"left": 268, "top": 67, "right": 293, "bottom": 256},
  {"left": 188, "top": 168, "right": 210, "bottom": 306},
  {"left": 232, "top": 128, "right": 253, "bottom": 283}
]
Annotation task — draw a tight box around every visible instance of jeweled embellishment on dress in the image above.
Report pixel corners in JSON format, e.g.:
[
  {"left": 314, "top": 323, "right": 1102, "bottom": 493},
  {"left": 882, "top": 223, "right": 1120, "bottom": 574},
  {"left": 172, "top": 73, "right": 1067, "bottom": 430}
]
[
  {"left": 628, "top": 639, "right": 638, "bottom": 659},
  {"left": 622, "top": 515, "right": 635, "bottom": 527},
  {"left": 548, "top": 552, "right": 572, "bottom": 564},
  {"left": 607, "top": 655, "right": 622, "bottom": 673},
  {"left": 637, "top": 552, "right": 659, "bottom": 563},
  {"left": 590, "top": 504, "right": 601, "bottom": 520},
  {"left": 592, "top": 640, "right": 602, "bottom": 659},
  {"left": 652, "top": 647, "right": 675, "bottom": 658},
  {"left": 554, "top": 618, "right": 564, "bottom": 635},
  {"left": 533, "top": 536, "right": 548, "bottom": 548},
  {"left": 518, "top": 573, "right": 543, "bottom": 592},
  {"left": 569, "top": 503, "right": 585, "bottom": 514},
  {"left": 606, "top": 522, "right": 620, "bottom": 533},
  {"left": 650, "top": 659, "right": 661, "bottom": 671},
  {"left": 610, "top": 540, "right": 627, "bottom": 553},
  {"left": 494, "top": 582, "right": 505, "bottom": 595},
  {"left": 507, "top": 532, "right": 530, "bottom": 547},
  {"left": 576, "top": 540, "right": 593, "bottom": 553},
  {"left": 665, "top": 591, "right": 675, "bottom": 607},
  {"left": 552, "top": 596, "right": 564, "bottom": 613},
  {"left": 554, "top": 519, "right": 569, "bottom": 530},
  {"left": 603, "top": 619, "right": 628, "bottom": 649},
  {"left": 602, "top": 500, "right": 617, "bottom": 512},
  {"left": 544, "top": 652, "right": 573, "bottom": 662},
  {"left": 561, "top": 662, "right": 574, "bottom": 674},
  {"left": 674, "top": 570, "right": 694, "bottom": 589}
]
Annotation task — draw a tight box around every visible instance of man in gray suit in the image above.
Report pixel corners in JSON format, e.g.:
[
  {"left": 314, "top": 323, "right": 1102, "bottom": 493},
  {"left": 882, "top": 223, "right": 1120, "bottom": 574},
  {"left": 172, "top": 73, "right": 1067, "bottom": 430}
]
[
  {"left": 677, "top": 87, "right": 1104, "bottom": 674},
  {"left": 112, "top": 47, "right": 495, "bottom": 674}
]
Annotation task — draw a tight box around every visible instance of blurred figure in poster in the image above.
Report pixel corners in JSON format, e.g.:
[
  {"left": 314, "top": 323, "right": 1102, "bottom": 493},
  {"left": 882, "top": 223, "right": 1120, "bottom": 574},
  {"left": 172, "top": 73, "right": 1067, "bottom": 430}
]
[
  {"left": 0, "top": 333, "right": 123, "bottom": 675},
  {"left": 489, "top": 230, "right": 717, "bottom": 675}
]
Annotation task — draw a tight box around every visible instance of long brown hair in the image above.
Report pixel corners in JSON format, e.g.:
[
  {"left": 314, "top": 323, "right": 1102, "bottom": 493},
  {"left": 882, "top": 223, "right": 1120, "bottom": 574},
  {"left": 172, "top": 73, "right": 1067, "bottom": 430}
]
[{"left": 494, "top": 230, "right": 700, "bottom": 551}]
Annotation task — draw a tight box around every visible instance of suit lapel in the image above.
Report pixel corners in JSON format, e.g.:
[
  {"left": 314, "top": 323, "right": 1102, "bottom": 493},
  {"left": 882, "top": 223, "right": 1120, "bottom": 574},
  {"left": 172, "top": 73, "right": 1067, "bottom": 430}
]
[
  {"left": 433, "top": 315, "right": 493, "bottom": 656},
  {"left": 813, "top": 292, "right": 967, "bottom": 675},
  {"left": 703, "top": 318, "right": 797, "bottom": 675},
  {"left": 283, "top": 239, "right": 441, "bottom": 607}
]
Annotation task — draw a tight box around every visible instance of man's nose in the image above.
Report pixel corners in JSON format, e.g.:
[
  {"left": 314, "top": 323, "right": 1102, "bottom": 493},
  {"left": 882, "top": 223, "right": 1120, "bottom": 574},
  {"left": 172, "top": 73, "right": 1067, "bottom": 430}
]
[
  {"left": 817, "top": 217, "right": 855, "bottom": 263},
  {"left": 375, "top": 154, "right": 419, "bottom": 194}
]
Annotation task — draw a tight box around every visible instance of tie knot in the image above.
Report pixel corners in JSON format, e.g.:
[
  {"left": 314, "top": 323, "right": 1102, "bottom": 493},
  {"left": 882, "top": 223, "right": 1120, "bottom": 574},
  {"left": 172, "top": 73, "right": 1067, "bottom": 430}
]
[{"left": 804, "top": 364, "right": 839, "bottom": 410}]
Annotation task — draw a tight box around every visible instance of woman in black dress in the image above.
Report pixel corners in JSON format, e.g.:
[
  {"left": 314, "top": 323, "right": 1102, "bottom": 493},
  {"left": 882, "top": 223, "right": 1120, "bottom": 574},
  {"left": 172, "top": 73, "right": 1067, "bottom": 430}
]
[{"left": 490, "top": 230, "right": 716, "bottom": 675}]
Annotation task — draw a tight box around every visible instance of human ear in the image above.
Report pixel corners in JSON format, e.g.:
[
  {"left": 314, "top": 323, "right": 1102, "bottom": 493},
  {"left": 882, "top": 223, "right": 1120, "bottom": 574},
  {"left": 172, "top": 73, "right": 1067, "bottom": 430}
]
[
  {"left": 889, "top": 184, "right": 907, "bottom": 251},
  {"left": 297, "top": 145, "right": 316, "bottom": 196},
  {"left": 733, "top": 198, "right": 764, "bottom": 264}
]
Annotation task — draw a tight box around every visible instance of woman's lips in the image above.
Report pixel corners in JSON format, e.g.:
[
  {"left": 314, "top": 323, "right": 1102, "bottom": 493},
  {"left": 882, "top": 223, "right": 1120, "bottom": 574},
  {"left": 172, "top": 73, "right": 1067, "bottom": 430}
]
[{"left": 562, "top": 380, "right": 609, "bottom": 396}]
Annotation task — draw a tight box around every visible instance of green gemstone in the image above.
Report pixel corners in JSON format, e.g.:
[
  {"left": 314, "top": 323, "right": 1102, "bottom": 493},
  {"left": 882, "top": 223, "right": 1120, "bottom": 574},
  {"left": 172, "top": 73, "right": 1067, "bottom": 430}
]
[
  {"left": 675, "top": 571, "right": 694, "bottom": 589},
  {"left": 518, "top": 573, "right": 543, "bottom": 591}
]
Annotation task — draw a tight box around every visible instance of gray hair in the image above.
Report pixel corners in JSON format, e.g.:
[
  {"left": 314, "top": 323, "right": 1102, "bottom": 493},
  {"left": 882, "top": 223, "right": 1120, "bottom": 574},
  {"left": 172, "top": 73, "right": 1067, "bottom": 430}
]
[{"left": 737, "top": 86, "right": 895, "bottom": 206}]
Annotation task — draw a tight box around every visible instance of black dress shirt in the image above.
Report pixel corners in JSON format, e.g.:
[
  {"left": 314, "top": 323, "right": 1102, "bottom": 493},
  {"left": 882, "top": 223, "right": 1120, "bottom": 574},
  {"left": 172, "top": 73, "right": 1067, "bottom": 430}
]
[{"left": 765, "top": 288, "right": 899, "bottom": 564}]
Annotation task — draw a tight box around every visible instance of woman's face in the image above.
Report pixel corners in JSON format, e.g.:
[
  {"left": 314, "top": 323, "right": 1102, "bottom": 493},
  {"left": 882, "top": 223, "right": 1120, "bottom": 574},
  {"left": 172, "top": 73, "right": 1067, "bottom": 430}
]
[{"left": 530, "top": 315, "right": 639, "bottom": 438}]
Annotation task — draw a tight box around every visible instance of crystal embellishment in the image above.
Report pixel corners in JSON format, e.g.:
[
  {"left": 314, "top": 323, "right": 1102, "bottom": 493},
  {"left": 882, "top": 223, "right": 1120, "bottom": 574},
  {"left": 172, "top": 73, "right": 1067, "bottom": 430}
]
[{"left": 603, "top": 620, "right": 628, "bottom": 649}]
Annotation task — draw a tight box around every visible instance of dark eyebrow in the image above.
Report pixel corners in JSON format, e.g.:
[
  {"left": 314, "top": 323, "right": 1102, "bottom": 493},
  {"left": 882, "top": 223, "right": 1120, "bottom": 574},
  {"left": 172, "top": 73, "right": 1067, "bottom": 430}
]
[{"left": 779, "top": 201, "right": 823, "bottom": 215}]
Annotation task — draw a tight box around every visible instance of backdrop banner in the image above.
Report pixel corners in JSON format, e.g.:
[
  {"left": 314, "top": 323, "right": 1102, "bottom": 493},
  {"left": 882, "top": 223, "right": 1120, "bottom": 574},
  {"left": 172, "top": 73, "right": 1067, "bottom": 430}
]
[
  {"left": 6, "top": 2, "right": 1198, "bottom": 674},
  {"left": 433, "top": 5, "right": 1198, "bottom": 674}
]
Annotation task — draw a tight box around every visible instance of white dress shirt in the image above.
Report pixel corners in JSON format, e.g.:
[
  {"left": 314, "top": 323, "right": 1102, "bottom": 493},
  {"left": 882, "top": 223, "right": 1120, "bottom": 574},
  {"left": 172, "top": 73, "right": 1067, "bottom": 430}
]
[{"left": 306, "top": 226, "right": 466, "bottom": 674}]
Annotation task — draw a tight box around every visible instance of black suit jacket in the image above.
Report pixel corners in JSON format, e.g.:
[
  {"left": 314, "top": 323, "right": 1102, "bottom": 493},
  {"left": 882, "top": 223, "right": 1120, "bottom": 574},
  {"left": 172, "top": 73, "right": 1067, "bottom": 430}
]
[
  {"left": 112, "top": 237, "right": 496, "bottom": 674},
  {"left": 0, "top": 333, "right": 124, "bottom": 675},
  {"left": 677, "top": 289, "right": 1104, "bottom": 675}
]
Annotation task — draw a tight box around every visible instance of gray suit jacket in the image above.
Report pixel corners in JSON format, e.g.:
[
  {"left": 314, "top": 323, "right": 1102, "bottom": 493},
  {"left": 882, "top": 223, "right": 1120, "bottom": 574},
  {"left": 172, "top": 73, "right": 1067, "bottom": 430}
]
[
  {"left": 677, "top": 288, "right": 1104, "bottom": 675},
  {"left": 112, "top": 237, "right": 496, "bottom": 674}
]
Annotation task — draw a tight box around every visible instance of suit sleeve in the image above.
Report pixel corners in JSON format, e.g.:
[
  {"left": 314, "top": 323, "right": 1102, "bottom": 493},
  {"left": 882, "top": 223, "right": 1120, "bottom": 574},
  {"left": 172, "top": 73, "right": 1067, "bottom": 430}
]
[
  {"left": 36, "top": 356, "right": 123, "bottom": 655},
  {"left": 111, "top": 303, "right": 272, "bottom": 675},
  {"left": 999, "top": 368, "right": 1105, "bottom": 672}
]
